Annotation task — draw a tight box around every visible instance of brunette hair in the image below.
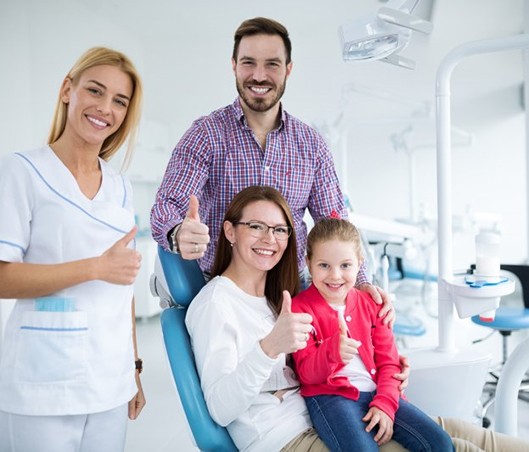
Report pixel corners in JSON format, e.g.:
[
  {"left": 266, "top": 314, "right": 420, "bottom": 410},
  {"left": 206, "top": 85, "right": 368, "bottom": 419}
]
[
  {"left": 233, "top": 17, "right": 292, "bottom": 65},
  {"left": 211, "top": 186, "right": 299, "bottom": 316},
  {"left": 47, "top": 46, "right": 143, "bottom": 165},
  {"left": 306, "top": 218, "right": 363, "bottom": 261}
]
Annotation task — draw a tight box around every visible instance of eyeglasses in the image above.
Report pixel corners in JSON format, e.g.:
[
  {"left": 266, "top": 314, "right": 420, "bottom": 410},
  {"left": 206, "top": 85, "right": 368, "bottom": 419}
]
[{"left": 234, "top": 221, "right": 292, "bottom": 241}]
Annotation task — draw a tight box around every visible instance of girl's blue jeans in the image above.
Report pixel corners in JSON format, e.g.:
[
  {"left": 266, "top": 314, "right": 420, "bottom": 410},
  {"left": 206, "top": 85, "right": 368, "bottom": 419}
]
[{"left": 305, "top": 391, "right": 455, "bottom": 452}]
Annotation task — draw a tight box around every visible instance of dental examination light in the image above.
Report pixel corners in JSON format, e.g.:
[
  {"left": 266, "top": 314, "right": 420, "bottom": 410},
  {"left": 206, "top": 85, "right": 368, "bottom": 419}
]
[{"left": 339, "top": 0, "right": 433, "bottom": 69}]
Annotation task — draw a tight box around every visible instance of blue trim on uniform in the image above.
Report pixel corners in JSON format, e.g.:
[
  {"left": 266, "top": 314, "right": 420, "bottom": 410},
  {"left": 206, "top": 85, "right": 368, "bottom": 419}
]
[
  {"left": 20, "top": 326, "right": 89, "bottom": 332},
  {"left": 15, "top": 152, "right": 128, "bottom": 234},
  {"left": 0, "top": 239, "right": 26, "bottom": 254}
]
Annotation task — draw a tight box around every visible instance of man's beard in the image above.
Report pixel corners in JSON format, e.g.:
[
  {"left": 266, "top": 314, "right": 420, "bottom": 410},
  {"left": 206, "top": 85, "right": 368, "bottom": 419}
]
[{"left": 236, "top": 79, "right": 286, "bottom": 113}]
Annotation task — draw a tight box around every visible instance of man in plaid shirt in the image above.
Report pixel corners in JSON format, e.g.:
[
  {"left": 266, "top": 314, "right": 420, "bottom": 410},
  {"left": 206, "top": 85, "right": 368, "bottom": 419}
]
[{"left": 150, "top": 17, "right": 391, "bottom": 312}]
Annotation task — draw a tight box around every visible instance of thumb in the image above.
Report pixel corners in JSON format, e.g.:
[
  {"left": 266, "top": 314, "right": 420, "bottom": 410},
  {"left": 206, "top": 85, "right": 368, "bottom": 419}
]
[
  {"left": 186, "top": 195, "right": 200, "bottom": 221},
  {"left": 338, "top": 317, "right": 348, "bottom": 337},
  {"left": 116, "top": 226, "right": 137, "bottom": 247},
  {"left": 280, "top": 290, "right": 292, "bottom": 315}
]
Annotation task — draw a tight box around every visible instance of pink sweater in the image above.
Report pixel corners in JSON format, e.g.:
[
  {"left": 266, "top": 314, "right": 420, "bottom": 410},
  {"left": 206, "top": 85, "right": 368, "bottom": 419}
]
[{"left": 292, "top": 284, "right": 401, "bottom": 420}]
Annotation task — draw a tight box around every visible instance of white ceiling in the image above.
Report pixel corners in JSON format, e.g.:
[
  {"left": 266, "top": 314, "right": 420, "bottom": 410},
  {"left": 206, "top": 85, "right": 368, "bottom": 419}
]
[
  {"left": 111, "top": 0, "right": 525, "bottom": 135},
  {"left": 3, "top": 0, "right": 527, "bottom": 144}
]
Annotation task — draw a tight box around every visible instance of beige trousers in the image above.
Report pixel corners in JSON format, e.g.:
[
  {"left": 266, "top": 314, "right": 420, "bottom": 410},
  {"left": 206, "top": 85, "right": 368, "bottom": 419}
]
[{"left": 282, "top": 417, "right": 529, "bottom": 452}]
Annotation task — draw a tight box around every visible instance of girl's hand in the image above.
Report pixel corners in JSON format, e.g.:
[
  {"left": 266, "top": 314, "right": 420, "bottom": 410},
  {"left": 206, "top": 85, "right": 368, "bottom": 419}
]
[
  {"left": 338, "top": 317, "right": 361, "bottom": 364},
  {"left": 363, "top": 406, "right": 394, "bottom": 445}
]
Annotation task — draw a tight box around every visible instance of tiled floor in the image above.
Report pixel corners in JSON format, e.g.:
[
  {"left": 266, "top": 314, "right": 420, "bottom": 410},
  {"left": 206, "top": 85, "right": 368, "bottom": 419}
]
[{"left": 126, "top": 279, "right": 529, "bottom": 451}]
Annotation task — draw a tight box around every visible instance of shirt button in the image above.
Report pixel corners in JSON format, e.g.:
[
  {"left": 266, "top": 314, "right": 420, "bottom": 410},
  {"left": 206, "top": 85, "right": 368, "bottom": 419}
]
[
  {"left": 345, "top": 316, "right": 351, "bottom": 322},
  {"left": 370, "top": 369, "right": 376, "bottom": 375},
  {"left": 264, "top": 166, "right": 270, "bottom": 171}
]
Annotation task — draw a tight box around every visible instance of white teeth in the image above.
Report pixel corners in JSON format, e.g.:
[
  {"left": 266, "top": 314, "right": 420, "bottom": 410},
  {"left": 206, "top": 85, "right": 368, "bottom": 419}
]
[
  {"left": 87, "top": 116, "right": 108, "bottom": 127},
  {"left": 254, "top": 249, "right": 274, "bottom": 256},
  {"left": 250, "top": 86, "right": 270, "bottom": 94}
]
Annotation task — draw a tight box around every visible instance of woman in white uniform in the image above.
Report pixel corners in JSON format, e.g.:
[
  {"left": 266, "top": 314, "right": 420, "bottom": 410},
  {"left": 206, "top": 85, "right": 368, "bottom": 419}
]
[{"left": 0, "top": 47, "right": 145, "bottom": 452}]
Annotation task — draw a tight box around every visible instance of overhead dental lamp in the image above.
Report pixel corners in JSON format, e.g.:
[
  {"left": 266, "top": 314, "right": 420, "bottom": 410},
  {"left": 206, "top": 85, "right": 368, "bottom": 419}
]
[{"left": 339, "top": 0, "right": 433, "bottom": 69}]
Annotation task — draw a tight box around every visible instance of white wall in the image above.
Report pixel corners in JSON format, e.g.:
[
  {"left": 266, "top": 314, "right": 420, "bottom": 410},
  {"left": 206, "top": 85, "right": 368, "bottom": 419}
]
[{"left": 1, "top": 0, "right": 527, "bottom": 270}]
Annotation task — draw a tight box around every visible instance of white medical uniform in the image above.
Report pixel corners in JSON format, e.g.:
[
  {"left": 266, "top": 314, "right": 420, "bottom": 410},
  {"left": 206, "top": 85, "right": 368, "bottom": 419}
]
[{"left": 0, "top": 146, "right": 137, "bottom": 419}]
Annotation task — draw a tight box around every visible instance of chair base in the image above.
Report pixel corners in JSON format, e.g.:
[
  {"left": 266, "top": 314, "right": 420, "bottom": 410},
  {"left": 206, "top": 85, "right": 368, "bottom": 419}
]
[{"left": 478, "top": 369, "right": 529, "bottom": 427}]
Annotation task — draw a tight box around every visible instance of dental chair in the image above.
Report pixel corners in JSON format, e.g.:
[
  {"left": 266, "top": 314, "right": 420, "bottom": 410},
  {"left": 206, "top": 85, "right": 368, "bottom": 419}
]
[{"left": 153, "top": 246, "right": 237, "bottom": 452}]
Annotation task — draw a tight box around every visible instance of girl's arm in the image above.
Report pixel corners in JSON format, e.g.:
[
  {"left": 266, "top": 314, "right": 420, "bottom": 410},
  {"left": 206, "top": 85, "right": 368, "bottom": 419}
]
[
  {"left": 292, "top": 325, "right": 344, "bottom": 385},
  {"left": 369, "top": 309, "right": 402, "bottom": 419}
]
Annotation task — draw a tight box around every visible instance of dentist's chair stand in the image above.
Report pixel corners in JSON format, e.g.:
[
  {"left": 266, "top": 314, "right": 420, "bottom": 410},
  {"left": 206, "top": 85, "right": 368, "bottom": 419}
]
[{"left": 153, "top": 246, "right": 237, "bottom": 452}]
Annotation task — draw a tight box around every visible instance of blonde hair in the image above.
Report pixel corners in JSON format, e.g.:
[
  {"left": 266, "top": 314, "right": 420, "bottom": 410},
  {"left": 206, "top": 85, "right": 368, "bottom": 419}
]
[
  {"left": 47, "top": 47, "right": 143, "bottom": 165},
  {"left": 306, "top": 218, "right": 363, "bottom": 261}
]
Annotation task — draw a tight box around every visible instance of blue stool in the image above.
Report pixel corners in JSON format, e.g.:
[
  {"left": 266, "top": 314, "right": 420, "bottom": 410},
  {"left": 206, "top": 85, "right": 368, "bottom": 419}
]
[{"left": 472, "top": 307, "right": 529, "bottom": 365}]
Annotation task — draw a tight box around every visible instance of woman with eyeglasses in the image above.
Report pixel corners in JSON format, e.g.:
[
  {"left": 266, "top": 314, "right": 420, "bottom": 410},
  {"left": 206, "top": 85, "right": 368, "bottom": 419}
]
[{"left": 186, "top": 185, "right": 317, "bottom": 451}]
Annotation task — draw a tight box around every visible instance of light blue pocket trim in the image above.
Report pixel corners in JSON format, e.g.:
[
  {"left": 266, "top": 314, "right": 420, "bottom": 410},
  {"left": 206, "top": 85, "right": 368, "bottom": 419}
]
[
  {"left": 35, "top": 296, "right": 76, "bottom": 312},
  {"left": 20, "top": 326, "right": 88, "bottom": 332}
]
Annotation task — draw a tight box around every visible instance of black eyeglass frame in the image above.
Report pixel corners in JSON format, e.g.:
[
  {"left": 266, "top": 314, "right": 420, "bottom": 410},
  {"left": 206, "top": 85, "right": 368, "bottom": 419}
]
[{"left": 233, "top": 221, "right": 292, "bottom": 240}]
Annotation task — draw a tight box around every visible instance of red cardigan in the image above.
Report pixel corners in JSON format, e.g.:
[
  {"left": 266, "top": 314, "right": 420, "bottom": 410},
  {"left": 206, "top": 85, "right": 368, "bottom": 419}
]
[{"left": 292, "top": 284, "right": 401, "bottom": 421}]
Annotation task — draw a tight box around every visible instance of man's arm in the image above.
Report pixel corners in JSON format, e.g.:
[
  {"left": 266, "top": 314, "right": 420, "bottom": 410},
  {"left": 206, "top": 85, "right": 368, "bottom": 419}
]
[{"left": 150, "top": 122, "right": 210, "bottom": 250}]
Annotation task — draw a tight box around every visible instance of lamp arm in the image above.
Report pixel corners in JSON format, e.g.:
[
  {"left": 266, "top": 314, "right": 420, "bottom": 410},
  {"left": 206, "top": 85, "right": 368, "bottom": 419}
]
[{"left": 378, "top": 7, "right": 433, "bottom": 34}]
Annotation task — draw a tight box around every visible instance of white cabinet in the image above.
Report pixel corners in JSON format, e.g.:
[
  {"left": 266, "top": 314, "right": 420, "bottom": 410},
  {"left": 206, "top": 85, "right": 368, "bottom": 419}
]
[{"left": 135, "top": 237, "right": 162, "bottom": 320}]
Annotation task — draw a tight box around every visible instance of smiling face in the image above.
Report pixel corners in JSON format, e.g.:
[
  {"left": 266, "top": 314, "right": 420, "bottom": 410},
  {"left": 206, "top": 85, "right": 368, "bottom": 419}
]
[
  {"left": 61, "top": 64, "right": 133, "bottom": 149},
  {"left": 307, "top": 239, "right": 361, "bottom": 306},
  {"left": 232, "top": 33, "right": 292, "bottom": 114},
  {"left": 224, "top": 200, "right": 290, "bottom": 275}
]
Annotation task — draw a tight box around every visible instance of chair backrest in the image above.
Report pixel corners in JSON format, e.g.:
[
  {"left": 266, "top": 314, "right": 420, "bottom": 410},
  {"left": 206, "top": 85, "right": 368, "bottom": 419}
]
[
  {"left": 157, "top": 246, "right": 237, "bottom": 452},
  {"left": 501, "top": 264, "right": 529, "bottom": 309}
]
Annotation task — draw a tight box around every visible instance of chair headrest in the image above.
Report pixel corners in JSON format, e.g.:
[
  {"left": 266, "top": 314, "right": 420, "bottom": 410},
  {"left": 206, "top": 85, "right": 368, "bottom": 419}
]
[{"left": 158, "top": 246, "right": 206, "bottom": 307}]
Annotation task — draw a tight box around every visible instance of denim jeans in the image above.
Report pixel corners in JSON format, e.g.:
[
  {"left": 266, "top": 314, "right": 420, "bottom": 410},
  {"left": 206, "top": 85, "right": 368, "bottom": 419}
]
[{"left": 305, "top": 392, "right": 455, "bottom": 452}]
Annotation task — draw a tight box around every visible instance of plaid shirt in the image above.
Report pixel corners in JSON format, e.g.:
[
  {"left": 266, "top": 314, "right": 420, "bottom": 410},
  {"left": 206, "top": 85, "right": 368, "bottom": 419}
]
[{"left": 150, "top": 98, "right": 368, "bottom": 284}]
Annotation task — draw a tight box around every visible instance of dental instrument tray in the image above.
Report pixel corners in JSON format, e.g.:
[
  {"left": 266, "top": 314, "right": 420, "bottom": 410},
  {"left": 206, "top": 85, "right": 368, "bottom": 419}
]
[{"left": 464, "top": 275, "right": 509, "bottom": 288}]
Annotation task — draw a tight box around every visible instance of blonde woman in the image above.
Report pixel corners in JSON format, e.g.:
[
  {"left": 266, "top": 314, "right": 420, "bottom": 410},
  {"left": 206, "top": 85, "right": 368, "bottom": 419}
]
[{"left": 0, "top": 47, "right": 145, "bottom": 452}]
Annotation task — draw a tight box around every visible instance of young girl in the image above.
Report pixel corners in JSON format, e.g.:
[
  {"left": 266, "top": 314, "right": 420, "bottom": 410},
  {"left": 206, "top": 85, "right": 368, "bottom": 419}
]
[{"left": 292, "top": 218, "right": 454, "bottom": 451}]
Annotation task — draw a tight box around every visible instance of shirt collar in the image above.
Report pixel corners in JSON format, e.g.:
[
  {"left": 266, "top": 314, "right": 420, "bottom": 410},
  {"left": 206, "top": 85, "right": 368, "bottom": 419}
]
[{"left": 232, "top": 97, "right": 286, "bottom": 131}]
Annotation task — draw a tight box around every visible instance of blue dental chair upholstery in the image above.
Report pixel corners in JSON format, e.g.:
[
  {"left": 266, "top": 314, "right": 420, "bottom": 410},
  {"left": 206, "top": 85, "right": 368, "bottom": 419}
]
[{"left": 156, "top": 246, "right": 237, "bottom": 452}]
